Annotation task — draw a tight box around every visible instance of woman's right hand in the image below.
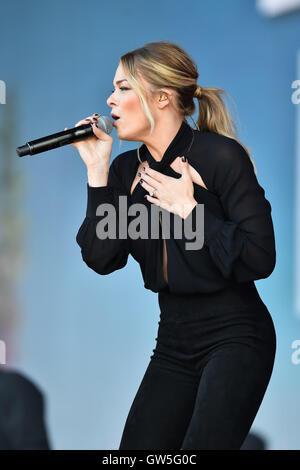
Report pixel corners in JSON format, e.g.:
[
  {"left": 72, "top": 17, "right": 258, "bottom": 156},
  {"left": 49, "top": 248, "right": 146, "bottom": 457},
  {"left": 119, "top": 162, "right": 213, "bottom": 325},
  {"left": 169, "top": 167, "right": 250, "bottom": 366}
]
[{"left": 65, "top": 113, "right": 113, "bottom": 169}]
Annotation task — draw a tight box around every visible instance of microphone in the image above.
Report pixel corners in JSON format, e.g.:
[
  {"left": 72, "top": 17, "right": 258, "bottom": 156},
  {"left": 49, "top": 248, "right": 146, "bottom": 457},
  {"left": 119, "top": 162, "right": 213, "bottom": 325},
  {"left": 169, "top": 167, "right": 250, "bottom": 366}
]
[{"left": 16, "top": 115, "right": 113, "bottom": 157}]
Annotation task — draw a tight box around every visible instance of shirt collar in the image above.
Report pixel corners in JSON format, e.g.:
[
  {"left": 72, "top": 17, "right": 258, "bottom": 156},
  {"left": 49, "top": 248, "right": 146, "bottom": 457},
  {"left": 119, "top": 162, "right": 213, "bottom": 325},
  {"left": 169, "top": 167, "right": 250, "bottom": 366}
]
[{"left": 138, "top": 119, "right": 194, "bottom": 172}]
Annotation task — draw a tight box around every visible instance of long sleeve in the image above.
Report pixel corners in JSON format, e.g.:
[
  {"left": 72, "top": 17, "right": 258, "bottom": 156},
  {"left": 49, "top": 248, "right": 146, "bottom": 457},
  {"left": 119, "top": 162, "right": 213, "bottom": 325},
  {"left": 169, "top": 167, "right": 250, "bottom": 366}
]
[
  {"left": 76, "top": 155, "right": 130, "bottom": 275},
  {"left": 181, "top": 138, "right": 276, "bottom": 283}
]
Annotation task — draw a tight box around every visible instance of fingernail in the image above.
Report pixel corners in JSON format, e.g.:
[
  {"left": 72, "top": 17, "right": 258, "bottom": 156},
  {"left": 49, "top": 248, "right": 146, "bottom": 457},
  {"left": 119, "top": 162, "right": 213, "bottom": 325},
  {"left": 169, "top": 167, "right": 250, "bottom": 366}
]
[
  {"left": 94, "top": 113, "right": 100, "bottom": 116},
  {"left": 142, "top": 167, "right": 146, "bottom": 171},
  {"left": 137, "top": 172, "right": 141, "bottom": 177},
  {"left": 92, "top": 117, "right": 97, "bottom": 121},
  {"left": 139, "top": 179, "right": 143, "bottom": 184},
  {"left": 181, "top": 156, "right": 186, "bottom": 162}
]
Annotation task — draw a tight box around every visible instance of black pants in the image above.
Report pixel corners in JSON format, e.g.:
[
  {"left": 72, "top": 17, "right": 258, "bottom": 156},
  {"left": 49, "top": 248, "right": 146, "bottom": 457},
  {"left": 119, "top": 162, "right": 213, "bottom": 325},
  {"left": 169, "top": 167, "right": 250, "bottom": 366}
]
[{"left": 119, "top": 285, "right": 276, "bottom": 450}]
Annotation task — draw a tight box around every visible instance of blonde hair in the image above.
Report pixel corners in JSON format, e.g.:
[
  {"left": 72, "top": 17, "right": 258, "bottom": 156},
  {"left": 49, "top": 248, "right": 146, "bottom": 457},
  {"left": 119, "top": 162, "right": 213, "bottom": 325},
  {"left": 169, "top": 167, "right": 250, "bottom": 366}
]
[{"left": 119, "top": 41, "right": 257, "bottom": 175}]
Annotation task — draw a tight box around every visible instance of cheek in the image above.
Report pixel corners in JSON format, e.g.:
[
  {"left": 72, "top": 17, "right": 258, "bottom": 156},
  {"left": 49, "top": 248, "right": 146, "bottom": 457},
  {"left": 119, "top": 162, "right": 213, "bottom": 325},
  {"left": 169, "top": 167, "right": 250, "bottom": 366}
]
[{"left": 123, "top": 94, "right": 143, "bottom": 114}]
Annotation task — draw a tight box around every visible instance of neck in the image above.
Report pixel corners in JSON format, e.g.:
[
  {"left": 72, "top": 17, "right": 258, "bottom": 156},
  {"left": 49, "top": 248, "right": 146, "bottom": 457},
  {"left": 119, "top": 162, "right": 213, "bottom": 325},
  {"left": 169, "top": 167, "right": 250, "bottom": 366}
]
[{"left": 141, "top": 115, "right": 184, "bottom": 162}]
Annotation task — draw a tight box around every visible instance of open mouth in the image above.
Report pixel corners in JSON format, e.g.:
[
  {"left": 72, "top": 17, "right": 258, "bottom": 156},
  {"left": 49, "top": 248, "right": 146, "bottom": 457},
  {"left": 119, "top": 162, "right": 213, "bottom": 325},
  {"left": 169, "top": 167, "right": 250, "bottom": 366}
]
[{"left": 111, "top": 114, "right": 120, "bottom": 121}]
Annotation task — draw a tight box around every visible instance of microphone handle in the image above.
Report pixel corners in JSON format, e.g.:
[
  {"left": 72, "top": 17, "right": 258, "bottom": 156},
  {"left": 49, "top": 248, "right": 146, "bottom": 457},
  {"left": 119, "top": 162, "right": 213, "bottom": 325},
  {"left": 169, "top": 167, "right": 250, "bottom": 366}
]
[{"left": 17, "top": 123, "right": 95, "bottom": 157}]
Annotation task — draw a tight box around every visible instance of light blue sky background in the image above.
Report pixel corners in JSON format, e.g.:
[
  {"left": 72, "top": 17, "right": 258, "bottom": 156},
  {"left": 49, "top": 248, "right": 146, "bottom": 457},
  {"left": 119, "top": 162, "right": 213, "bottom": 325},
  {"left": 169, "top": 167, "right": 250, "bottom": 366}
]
[{"left": 0, "top": 0, "right": 299, "bottom": 450}]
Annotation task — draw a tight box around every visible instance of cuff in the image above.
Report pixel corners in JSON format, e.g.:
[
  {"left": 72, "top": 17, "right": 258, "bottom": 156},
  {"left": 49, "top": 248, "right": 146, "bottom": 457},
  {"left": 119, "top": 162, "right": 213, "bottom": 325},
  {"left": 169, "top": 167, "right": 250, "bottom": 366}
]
[{"left": 86, "top": 183, "right": 114, "bottom": 218}]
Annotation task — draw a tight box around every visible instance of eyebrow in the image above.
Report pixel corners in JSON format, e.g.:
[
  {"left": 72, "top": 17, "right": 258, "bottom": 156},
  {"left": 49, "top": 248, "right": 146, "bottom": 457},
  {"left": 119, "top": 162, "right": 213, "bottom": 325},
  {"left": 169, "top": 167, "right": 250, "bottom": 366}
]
[{"left": 112, "top": 79, "right": 128, "bottom": 86}]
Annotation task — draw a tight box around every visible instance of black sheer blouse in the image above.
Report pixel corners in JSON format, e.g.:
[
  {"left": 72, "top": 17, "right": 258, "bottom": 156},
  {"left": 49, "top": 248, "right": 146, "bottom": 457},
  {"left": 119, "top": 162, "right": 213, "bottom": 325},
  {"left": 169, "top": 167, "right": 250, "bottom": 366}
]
[{"left": 76, "top": 120, "right": 276, "bottom": 296}]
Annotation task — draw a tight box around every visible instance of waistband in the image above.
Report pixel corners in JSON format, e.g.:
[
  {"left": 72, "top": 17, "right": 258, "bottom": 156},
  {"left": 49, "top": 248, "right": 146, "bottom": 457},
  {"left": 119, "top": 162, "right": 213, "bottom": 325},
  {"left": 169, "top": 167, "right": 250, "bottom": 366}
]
[{"left": 158, "top": 281, "right": 265, "bottom": 316}]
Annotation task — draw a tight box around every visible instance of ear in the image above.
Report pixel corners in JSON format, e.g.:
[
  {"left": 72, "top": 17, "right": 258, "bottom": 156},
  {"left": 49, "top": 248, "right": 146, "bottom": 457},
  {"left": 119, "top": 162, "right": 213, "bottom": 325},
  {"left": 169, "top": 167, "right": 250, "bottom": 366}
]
[{"left": 157, "top": 89, "right": 173, "bottom": 108}]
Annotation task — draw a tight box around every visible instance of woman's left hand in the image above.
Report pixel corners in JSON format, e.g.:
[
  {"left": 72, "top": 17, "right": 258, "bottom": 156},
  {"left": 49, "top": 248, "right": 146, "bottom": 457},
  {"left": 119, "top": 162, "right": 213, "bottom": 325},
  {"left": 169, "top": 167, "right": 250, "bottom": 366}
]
[{"left": 140, "top": 157, "right": 198, "bottom": 219}]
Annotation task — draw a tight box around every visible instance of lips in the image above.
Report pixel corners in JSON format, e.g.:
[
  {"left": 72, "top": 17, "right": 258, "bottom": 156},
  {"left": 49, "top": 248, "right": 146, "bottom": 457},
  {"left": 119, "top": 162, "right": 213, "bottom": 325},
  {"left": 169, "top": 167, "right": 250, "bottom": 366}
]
[
  {"left": 111, "top": 113, "right": 120, "bottom": 127},
  {"left": 110, "top": 113, "right": 120, "bottom": 121}
]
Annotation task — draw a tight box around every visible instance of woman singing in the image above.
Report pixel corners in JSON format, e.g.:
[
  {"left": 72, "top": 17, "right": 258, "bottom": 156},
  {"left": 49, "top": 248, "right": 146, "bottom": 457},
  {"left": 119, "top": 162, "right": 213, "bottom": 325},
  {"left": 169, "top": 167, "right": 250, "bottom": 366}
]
[{"left": 73, "top": 41, "right": 276, "bottom": 450}]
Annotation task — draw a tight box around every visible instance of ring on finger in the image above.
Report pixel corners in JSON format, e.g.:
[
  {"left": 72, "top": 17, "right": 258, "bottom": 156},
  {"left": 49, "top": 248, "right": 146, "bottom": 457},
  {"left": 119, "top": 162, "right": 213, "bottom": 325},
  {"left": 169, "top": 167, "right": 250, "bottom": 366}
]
[{"left": 149, "top": 188, "right": 157, "bottom": 197}]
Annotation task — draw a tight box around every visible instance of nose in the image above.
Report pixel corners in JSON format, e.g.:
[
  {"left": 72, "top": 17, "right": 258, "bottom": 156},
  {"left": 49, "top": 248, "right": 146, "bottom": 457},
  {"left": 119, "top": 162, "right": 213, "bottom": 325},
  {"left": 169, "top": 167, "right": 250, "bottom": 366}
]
[{"left": 107, "top": 91, "right": 117, "bottom": 107}]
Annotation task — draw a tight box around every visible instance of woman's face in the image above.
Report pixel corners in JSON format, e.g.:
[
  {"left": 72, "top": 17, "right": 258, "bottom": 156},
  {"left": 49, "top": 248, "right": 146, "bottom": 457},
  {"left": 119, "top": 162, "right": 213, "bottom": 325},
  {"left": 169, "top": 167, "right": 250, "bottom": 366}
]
[{"left": 107, "top": 63, "right": 154, "bottom": 141}]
